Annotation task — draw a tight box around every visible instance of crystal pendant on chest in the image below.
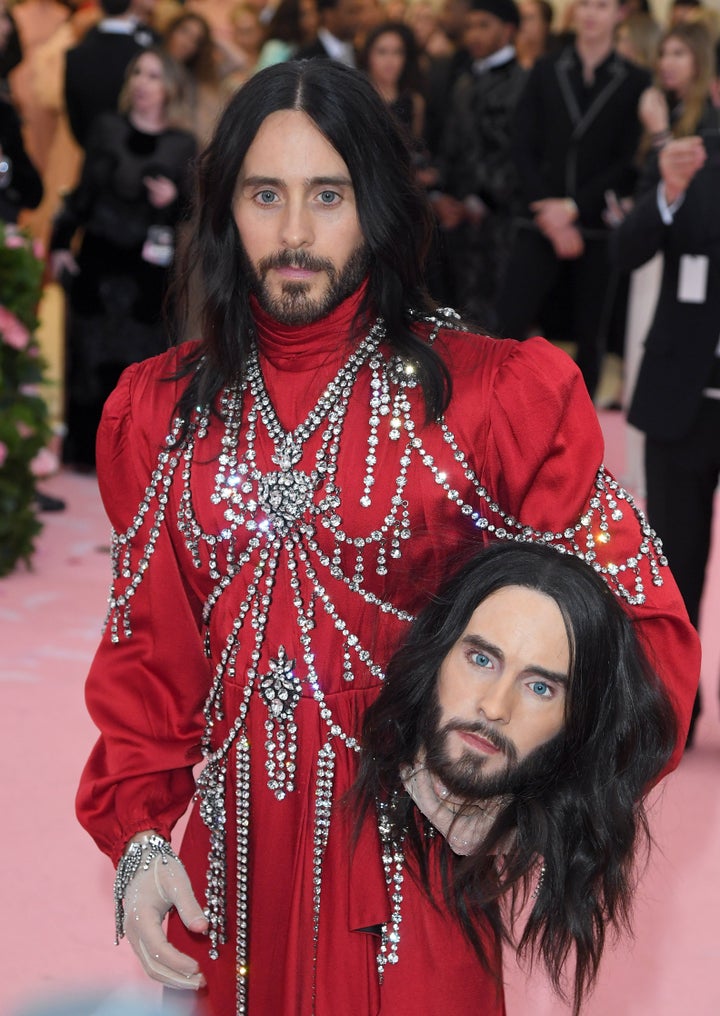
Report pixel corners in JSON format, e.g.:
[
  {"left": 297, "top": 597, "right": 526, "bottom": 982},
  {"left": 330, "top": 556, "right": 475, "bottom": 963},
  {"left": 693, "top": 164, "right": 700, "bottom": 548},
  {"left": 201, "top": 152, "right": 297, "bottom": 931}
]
[
  {"left": 255, "top": 433, "right": 320, "bottom": 538},
  {"left": 245, "top": 321, "right": 386, "bottom": 540}
]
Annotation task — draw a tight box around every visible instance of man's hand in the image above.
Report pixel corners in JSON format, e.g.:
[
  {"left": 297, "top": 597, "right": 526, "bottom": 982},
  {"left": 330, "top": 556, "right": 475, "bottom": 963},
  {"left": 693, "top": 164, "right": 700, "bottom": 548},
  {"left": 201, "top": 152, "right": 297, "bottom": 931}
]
[
  {"left": 50, "top": 249, "right": 80, "bottom": 281},
  {"left": 659, "top": 136, "right": 707, "bottom": 205},
  {"left": 432, "top": 193, "right": 468, "bottom": 230},
  {"left": 549, "top": 223, "right": 585, "bottom": 260},
  {"left": 415, "top": 165, "right": 439, "bottom": 188},
  {"left": 122, "top": 840, "right": 209, "bottom": 990},
  {"left": 144, "top": 175, "right": 178, "bottom": 209},
  {"left": 638, "top": 86, "right": 670, "bottom": 135},
  {"left": 531, "top": 197, "right": 578, "bottom": 236}
]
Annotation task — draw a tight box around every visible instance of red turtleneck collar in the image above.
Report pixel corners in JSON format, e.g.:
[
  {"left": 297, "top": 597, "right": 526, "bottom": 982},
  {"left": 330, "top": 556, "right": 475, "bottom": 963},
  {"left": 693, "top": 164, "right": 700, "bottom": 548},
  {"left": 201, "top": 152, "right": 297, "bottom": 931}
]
[{"left": 250, "top": 279, "right": 374, "bottom": 372}]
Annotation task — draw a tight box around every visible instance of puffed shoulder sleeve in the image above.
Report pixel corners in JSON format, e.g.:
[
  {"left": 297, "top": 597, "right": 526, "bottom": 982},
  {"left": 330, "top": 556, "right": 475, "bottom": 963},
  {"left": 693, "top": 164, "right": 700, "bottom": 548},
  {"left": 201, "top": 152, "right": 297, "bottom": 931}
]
[
  {"left": 76, "top": 361, "right": 210, "bottom": 864},
  {"left": 480, "top": 337, "right": 699, "bottom": 772}
]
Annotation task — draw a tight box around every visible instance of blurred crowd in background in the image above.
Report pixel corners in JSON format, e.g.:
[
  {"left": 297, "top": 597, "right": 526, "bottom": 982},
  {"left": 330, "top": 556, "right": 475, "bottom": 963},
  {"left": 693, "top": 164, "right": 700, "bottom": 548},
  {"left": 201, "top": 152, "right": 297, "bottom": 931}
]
[{"left": 1, "top": 0, "right": 719, "bottom": 730}]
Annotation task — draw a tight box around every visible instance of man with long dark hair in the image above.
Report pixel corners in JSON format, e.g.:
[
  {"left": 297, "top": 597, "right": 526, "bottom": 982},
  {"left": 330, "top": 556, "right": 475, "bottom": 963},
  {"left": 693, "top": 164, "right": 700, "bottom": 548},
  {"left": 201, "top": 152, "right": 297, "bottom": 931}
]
[
  {"left": 76, "top": 60, "right": 698, "bottom": 1015},
  {"left": 356, "top": 541, "right": 677, "bottom": 1015}
]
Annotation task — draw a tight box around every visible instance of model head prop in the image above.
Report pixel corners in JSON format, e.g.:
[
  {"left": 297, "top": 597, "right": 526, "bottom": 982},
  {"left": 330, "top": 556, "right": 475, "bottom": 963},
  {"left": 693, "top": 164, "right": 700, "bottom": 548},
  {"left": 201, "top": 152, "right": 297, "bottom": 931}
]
[{"left": 356, "top": 541, "right": 677, "bottom": 1014}]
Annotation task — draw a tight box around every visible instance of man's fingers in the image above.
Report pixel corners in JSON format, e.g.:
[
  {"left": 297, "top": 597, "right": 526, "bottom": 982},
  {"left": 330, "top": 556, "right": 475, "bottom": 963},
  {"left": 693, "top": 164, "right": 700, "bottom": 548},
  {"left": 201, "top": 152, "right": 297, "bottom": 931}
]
[
  {"left": 661, "top": 137, "right": 706, "bottom": 175},
  {"left": 154, "top": 858, "right": 209, "bottom": 933},
  {"left": 136, "top": 937, "right": 206, "bottom": 990}
]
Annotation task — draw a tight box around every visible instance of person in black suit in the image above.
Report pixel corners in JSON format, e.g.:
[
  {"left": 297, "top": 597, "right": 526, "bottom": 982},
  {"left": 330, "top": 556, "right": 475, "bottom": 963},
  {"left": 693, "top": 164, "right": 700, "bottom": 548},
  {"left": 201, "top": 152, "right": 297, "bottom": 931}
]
[
  {"left": 494, "top": 0, "right": 650, "bottom": 398},
  {"left": 294, "top": 0, "right": 363, "bottom": 66},
  {"left": 428, "top": 0, "right": 528, "bottom": 326},
  {"left": 64, "top": 0, "right": 156, "bottom": 148},
  {"left": 421, "top": 0, "right": 473, "bottom": 160},
  {"left": 612, "top": 129, "right": 720, "bottom": 746}
]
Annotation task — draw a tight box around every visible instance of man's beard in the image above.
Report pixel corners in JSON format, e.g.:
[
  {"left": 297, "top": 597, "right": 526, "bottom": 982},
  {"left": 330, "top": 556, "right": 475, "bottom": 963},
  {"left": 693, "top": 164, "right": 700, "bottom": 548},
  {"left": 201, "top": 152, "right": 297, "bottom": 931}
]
[
  {"left": 418, "top": 698, "right": 565, "bottom": 802},
  {"left": 244, "top": 243, "right": 371, "bottom": 325}
]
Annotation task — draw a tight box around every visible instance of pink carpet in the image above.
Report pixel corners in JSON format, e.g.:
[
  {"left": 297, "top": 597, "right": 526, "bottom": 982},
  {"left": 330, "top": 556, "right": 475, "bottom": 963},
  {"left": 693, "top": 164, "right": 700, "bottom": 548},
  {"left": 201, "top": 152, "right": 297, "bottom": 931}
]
[{"left": 2, "top": 410, "right": 719, "bottom": 1015}]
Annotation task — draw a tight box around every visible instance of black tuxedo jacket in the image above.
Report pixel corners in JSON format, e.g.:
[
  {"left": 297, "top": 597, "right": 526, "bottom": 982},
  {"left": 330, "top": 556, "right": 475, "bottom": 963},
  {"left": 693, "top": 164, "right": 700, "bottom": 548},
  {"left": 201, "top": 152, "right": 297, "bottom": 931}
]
[
  {"left": 423, "top": 48, "right": 473, "bottom": 159},
  {"left": 437, "top": 59, "right": 528, "bottom": 215},
  {"left": 613, "top": 154, "right": 720, "bottom": 441},
  {"left": 512, "top": 47, "right": 649, "bottom": 228}
]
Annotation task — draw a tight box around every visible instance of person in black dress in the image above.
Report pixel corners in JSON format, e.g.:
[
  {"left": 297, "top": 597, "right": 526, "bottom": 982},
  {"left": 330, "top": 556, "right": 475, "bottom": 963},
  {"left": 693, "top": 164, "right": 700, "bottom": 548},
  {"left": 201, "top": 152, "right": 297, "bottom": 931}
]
[{"left": 50, "top": 48, "right": 197, "bottom": 469}]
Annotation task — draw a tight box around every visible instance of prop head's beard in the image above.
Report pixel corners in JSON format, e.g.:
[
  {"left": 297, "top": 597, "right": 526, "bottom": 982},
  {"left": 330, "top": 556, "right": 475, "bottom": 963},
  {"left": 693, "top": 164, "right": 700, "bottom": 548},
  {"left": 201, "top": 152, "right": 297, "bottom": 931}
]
[
  {"left": 418, "top": 696, "right": 566, "bottom": 803},
  {"left": 242, "top": 243, "right": 371, "bottom": 325}
]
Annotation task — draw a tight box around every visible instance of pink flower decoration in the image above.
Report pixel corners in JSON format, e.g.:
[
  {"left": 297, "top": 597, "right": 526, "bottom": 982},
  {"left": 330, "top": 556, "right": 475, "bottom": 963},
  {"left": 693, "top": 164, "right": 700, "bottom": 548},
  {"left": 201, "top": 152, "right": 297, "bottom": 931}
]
[
  {"left": 32, "top": 238, "right": 45, "bottom": 260},
  {"left": 4, "top": 233, "right": 25, "bottom": 249},
  {"left": 16, "top": 421, "right": 34, "bottom": 438},
  {"left": 0, "top": 441, "right": 7, "bottom": 468},
  {"left": 0, "top": 306, "right": 30, "bottom": 350},
  {"left": 30, "top": 447, "right": 59, "bottom": 478}
]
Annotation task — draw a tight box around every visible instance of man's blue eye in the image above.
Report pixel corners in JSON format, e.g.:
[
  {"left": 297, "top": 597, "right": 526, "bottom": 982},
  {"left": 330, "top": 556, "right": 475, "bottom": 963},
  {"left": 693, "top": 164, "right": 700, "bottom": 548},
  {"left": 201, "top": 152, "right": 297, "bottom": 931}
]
[
  {"left": 319, "top": 191, "right": 338, "bottom": 203},
  {"left": 530, "top": 681, "right": 551, "bottom": 697},
  {"left": 472, "top": 652, "right": 491, "bottom": 668},
  {"left": 258, "top": 191, "right": 276, "bottom": 203}
]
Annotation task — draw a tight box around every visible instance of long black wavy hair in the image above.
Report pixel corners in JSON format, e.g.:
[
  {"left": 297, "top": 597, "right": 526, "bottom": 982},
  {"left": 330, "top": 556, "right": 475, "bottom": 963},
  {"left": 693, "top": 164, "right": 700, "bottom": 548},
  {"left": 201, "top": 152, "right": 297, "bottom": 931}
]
[
  {"left": 354, "top": 541, "right": 678, "bottom": 1014},
  {"left": 170, "top": 59, "right": 450, "bottom": 427}
]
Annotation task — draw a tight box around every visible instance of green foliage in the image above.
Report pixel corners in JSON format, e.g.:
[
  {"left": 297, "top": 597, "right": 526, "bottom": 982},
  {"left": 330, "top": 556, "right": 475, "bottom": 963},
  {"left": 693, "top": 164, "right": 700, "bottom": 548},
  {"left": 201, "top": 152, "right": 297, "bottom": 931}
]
[{"left": 0, "top": 226, "right": 52, "bottom": 577}]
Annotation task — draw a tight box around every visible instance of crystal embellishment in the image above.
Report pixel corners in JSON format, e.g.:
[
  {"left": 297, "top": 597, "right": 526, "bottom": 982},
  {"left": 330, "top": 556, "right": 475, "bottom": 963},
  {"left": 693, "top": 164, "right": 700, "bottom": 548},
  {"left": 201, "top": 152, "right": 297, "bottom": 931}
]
[
  {"left": 259, "top": 646, "right": 301, "bottom": 720},
  {"left": 256, "top": 467, "right": 316, "bottom": 536},
  {"left": 259, "top": 647, "right": 302, "bottom": 799}
]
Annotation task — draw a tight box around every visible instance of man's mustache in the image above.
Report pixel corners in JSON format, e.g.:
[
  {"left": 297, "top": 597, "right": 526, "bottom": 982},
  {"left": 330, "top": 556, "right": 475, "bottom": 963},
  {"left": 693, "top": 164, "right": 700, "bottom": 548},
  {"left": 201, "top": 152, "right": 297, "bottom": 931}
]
[
  {"left": 257, "top": 249, "right": 336, "bottom": 275},
  {"left": 441, "top": 718, "right": 518, "bottom": 764}
]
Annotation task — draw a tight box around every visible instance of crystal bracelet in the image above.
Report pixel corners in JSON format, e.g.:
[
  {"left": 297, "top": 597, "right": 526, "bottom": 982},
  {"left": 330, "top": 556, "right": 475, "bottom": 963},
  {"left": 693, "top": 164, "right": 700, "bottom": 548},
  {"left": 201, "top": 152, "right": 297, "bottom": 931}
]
[{"left": 113, "top": 833, "right": 179, "bottom": 944}]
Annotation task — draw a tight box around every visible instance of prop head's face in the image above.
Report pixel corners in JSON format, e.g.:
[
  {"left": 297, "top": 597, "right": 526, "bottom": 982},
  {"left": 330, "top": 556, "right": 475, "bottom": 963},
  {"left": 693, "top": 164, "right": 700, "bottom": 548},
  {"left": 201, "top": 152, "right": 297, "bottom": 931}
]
[
  {"left": 233, "top": 109, "right": 369, "bottom": 325},
  {"left": 425, "top": 584, "right": 570, "bottom": 802}
]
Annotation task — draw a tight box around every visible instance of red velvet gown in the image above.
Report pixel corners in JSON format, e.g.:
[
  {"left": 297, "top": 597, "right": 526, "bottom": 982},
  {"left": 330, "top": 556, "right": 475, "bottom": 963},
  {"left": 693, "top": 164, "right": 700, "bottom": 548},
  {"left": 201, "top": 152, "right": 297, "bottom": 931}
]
[{"left": 76, "top": 287, "right": 699, "bottom": 1015}]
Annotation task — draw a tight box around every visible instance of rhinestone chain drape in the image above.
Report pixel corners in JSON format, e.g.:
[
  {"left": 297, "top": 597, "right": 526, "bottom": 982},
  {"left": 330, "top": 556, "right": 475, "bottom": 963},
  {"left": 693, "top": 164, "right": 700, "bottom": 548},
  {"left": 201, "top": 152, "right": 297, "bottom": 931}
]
[{"left": 103, "top": 309, "right": 669, "bottom": 1006}]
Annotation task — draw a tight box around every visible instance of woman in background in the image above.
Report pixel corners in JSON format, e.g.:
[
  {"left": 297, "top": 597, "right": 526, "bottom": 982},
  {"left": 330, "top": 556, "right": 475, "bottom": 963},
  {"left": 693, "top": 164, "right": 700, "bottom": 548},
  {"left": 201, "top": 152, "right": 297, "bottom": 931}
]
[
  {"left": 360, "top": 21, "right": 425, "bottom": 141},
  {"left": 515, "top": 0, "right": 554, "bottom": 69},
  {"left": 256, "top": 0, "right": 319, "bottom": 70},
  {"left": 405, "top": 0, "right": 453, "bottom": 70},
  {"left": 49, "top": 48, "right": 197, "bottom": 470},
  {"left": 221, "top": 2, "right": 266, "bottom": 90},
  {"left": 163, "top": 11, "right": 228, "bottom": 145},
  {"left": 638, "top": 20, "right": 717, "bottom": 159},
  {"left": 615, "top": 10, "right": 662, "bottom": 70}
]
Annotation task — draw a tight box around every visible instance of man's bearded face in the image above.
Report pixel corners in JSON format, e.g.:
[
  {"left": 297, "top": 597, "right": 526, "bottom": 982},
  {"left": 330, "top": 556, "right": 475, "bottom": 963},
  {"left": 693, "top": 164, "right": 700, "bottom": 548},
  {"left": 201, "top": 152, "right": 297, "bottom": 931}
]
[
  {"left": 242, "top": 243, "right": 371, "bottom": 325},
  {"left": 233, "top": 109, "right": 371, "bottom": 326},
  {"left": 420, "top": 704, "right": 565, "bottom": 802},
  {"left": 419, "top": 584, "right": 570, "bottom": 805}
]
